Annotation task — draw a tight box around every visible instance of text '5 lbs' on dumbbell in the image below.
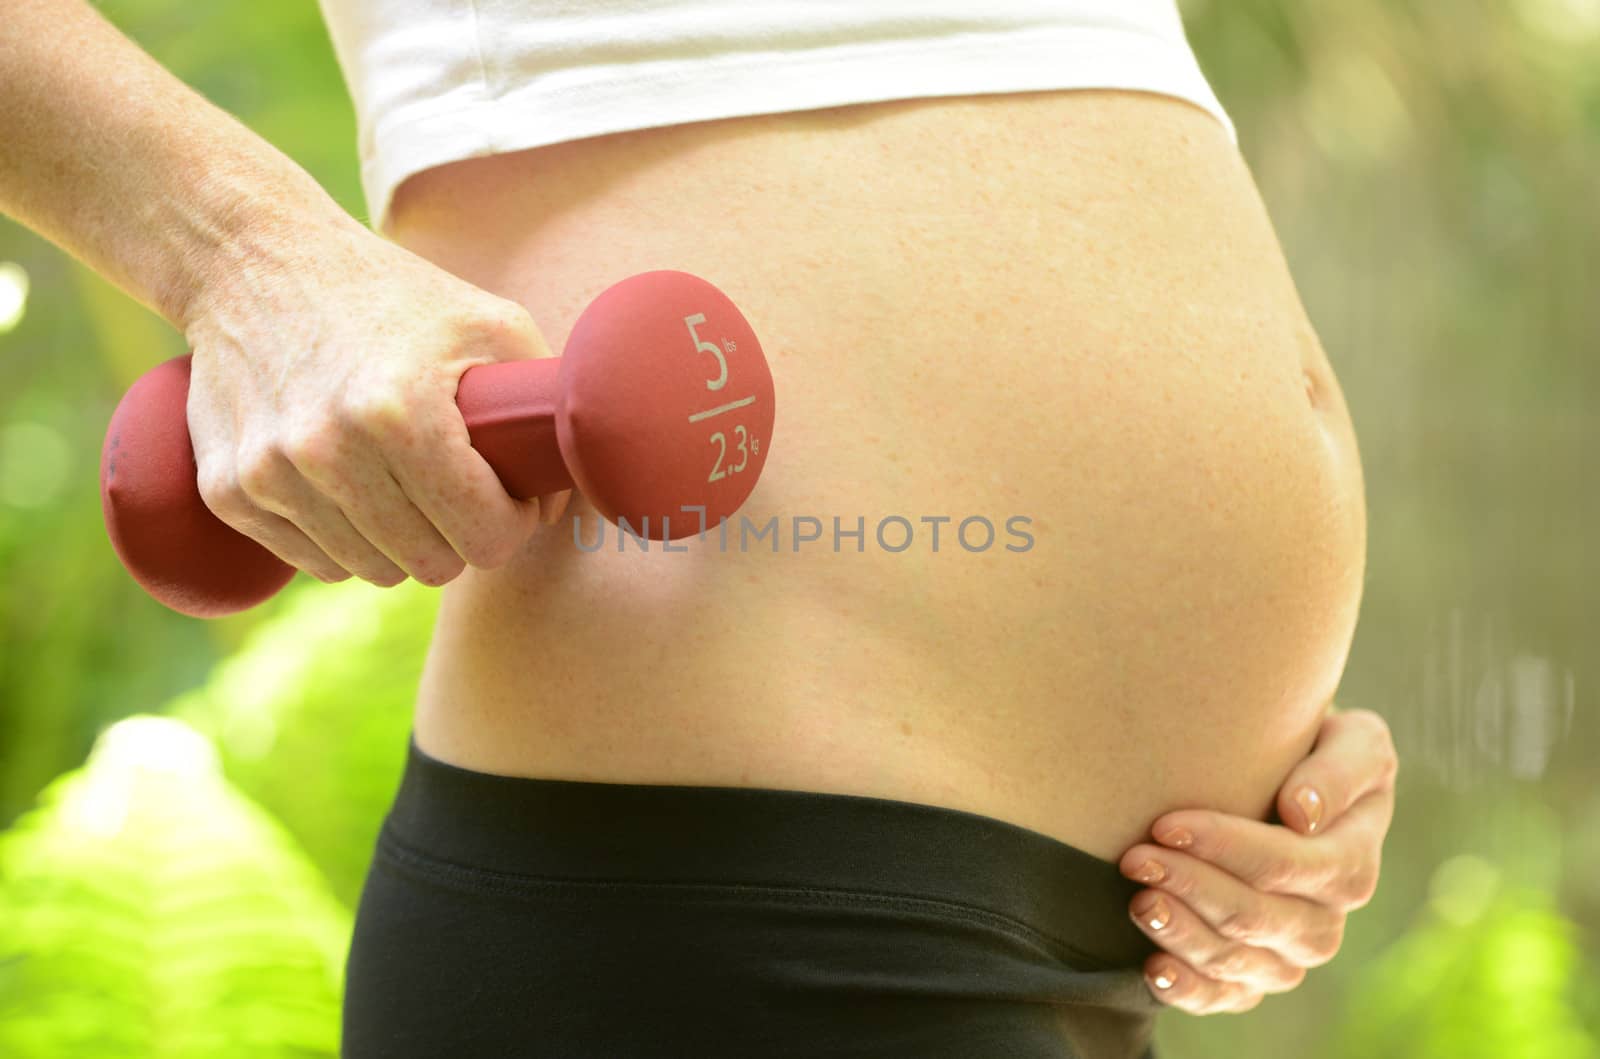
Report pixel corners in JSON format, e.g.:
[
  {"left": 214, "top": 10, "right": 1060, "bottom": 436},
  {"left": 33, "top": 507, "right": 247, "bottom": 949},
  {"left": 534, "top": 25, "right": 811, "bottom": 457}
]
[{"left": 100, "top": 270, "right": 776, "bottom": 618}]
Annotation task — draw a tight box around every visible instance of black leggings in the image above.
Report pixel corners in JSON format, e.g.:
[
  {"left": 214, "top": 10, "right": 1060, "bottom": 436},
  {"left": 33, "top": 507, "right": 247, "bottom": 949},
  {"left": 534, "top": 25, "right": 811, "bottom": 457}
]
[{"left": 342, "top": 735, "right": 1162, "bottom": 1058}]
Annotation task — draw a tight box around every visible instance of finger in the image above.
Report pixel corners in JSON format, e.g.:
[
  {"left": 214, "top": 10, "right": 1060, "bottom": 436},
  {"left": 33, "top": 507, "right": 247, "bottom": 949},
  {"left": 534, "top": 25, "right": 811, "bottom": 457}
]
[
  {"left": 1151, "top": 793, "right": 1392, "bottom": 908},
  {"left": 1274, "top": 707, "right": 1399, "bottom": 835},
  {"left": 1127, "top": 887, "right": 1308, "bottom": 993},
  {"left": 539, "top": 488, "right": 573, "bottom": 526},
  {"left": 1309, "top": 788, "right": 1392, "bottom": 909},
  {"left": 1119, "top": 845, "right": 1345, "bottom": 966},
  {"left": 331, "top": 467, "right": 464, "bottom": 586},
  {"left": 196, "top": 457, "right": 341, "bottom": 583},
  {"left": 201, "top": 490, "right": 353, "bottom": 585},
  {"left": 1141, "top": 951, "right": 1268, "bottom": 1016},
  {"left": 248, "top": 512, "right": 359, "bottom": 585},
  {"left": 370, "top": 390, "right": 542, "bottom": 570},
  {"left": 238, "top": 446, "right": 416, "bottom": 586}
]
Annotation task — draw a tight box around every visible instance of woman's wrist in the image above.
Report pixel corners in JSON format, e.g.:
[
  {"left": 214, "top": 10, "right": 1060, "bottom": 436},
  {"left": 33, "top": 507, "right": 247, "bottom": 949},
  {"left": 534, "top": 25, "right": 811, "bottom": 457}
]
[{"left": 159, "top": 158, "right": 368, "bottom": 334}]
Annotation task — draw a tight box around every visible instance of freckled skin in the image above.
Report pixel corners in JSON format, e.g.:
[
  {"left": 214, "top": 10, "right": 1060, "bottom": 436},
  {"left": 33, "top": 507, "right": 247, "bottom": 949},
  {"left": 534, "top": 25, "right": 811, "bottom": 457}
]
[{"left": 397, "top": 91, "right": 1366, "bottom": 861}]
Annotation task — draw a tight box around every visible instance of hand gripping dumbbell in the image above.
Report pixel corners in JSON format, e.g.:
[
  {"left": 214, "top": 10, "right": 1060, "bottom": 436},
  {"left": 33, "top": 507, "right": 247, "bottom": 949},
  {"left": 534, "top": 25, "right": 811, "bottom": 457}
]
[{"left": 100, "top": 270, "right": 776, "bottom": 618}]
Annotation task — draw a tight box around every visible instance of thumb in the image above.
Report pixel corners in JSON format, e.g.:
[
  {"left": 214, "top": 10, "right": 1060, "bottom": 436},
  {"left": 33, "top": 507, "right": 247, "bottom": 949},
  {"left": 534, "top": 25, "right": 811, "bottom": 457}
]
[
  {"left": 486, "top": 297, "right": 558, "bottom": 363},
  {"left": 448, "top": 300, "right": 556, "bottom": 554},
  {"left": 1275, "top": 707, "right": 1398, "bottom": 836},
  {"left": 537, "top": 489, "right": 573, "bottom": 526},
  {"left": 495, "top": 302, "right": 567, "bottom": 529}
]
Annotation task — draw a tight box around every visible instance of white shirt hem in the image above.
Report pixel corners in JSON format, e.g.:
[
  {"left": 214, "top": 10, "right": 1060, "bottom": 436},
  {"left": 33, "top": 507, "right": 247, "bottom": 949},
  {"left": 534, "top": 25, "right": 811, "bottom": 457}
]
[{"left": 360, "top": 25, "right": 1237, "bottom": 236}]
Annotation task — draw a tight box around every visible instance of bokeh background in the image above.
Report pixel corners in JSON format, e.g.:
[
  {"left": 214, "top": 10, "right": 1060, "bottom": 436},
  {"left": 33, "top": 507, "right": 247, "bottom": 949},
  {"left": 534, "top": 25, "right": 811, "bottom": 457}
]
[{"left": 1, "top": 0, "right": 1596, "bottom": 1055}]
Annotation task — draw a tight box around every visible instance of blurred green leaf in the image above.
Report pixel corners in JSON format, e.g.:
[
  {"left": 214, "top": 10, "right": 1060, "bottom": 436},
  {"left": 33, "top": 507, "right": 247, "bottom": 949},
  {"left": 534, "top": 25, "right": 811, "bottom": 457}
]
[
  {"left": 1330, "top": 856, "right": 1600, "bottom": 1059},
  {"left": 168, "top": 577, "right": 438, "bottom": 906},
  {"left": 0, "top": 716, "right": 349, "bottom": 1057}
]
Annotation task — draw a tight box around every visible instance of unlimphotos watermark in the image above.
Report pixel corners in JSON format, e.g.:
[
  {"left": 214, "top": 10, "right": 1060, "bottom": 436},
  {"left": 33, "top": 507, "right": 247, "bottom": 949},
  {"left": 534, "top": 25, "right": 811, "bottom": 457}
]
[{"left": 572, "top": 507, "right": 1035, "bottom": 554}]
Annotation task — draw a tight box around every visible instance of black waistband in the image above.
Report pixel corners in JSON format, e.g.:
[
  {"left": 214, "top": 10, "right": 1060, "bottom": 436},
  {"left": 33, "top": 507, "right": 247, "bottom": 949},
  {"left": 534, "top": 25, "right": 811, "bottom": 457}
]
[{"left": 384, "top": 733, "right": 1156, "bottom": 970}]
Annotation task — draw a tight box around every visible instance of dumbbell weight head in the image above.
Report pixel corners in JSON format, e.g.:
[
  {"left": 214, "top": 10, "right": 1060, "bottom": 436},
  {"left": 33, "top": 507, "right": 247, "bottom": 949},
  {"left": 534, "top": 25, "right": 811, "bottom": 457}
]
[
  {"left": 100, "top": 354, "right": 296, "bottom": 617},
  {"left": 557, "top": 269, "right": 774, "bottom": 537}
]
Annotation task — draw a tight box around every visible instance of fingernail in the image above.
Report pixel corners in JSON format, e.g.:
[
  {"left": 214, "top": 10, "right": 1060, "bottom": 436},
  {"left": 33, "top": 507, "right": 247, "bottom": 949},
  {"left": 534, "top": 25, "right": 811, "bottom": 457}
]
[
  {"left": 1157, "top": 826, "right": 1194, "bottom": 849},
  {"left": 1132, "top": 893, "right": 1170, "bottom": 931},
  {"left": 1151, "top": 968, "right": 1176, "bottom": 991},
  {"left": 1128, "top": 860, "right": 1166, "bottom": 885},
  {"left": 1294, "top": 786, "right": 1323, "bottom": 833}
]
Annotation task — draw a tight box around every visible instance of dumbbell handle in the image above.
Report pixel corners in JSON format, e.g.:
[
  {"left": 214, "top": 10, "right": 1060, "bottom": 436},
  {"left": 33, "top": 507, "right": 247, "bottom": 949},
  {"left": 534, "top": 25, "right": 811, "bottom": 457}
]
[
  {"left": 454, "top": 357, "right": 571, "bottom": 498},
  {"left": 120, "top": 355, "right": 575, "bottom": 504}
]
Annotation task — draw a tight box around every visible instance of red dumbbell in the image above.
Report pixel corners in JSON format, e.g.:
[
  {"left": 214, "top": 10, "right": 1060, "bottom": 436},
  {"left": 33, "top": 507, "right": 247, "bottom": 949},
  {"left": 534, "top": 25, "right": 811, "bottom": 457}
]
[{"left": 100, "top": 270, "right": 776, "bottom": 618}]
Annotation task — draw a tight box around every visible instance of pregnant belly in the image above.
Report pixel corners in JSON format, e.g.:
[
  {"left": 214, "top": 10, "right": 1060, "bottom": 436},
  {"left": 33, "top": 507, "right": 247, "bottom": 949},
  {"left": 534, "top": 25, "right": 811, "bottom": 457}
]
[{"left": 391, "top": 90, "right": 1367, "bottom": 861}]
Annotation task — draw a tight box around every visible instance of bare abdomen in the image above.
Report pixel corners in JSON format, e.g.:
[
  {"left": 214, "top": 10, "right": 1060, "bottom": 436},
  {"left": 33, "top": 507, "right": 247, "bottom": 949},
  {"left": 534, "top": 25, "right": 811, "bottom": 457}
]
[{"left": 392, "top": 89, "right": 1366, "bottom": 861}]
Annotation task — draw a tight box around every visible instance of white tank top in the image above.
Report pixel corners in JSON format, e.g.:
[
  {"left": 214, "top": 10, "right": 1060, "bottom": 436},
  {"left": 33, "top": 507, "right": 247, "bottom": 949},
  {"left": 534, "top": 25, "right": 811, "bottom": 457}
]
[{"left": 316, "top": 0, "right": 1236, "bottom": 235}]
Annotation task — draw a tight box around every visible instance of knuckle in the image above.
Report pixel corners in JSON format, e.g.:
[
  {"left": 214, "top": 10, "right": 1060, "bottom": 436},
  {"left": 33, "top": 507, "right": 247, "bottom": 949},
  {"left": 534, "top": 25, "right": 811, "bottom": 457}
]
[
  {"left": 1155, "top": 914, "right": 1188, "bottom": 945},
  {"left": 1186, "top": 815, "right": 1225, "bottom": 857},
  {"left": 1166, "top": 870, "right": 1199, "bottom": 902},
  {"left": 1317, "top": 761, "right": 1352, "bottom": 805},
  {"left": 490, "top": 300, "right": 534, "bottom": 335},
  {"left": 1348, "top": 707, "right": 1386, "bottom": 734},
  {"left": 455, "top": 300, "right": 533, "bottom": 348},
  {"left": 343, "top": 385, "right": 412, "bottom": 439},
  {"left": 1203, "top": 945, "right": 1249, "bottom": 980},
  {"left": 280, "top": 419, "right": 343, "bottom": 479},
  {"left": 1252, "top": 858, "right": 1297, "bottom": 893},
  {"left": 1308, "top": 921, "right": 1346, "bottom": 965},
  {"left": 1378, "top": 732, "right": 1401, "bottom": 786},
  {"left": 1352, "top": 710, "right": 1400, "bottom": 781},
  {"left": 1342, "top": 863, "right": 1381, "bottom": 908},
  {"left": 1216, "top": 907, "right": 1265, "bottom": 941},
  {"left": 234, "top": 444, "right": 288, "bottom": 502},
  {"left": 195, "top": 463, "right": 244, "bottom": 517}
]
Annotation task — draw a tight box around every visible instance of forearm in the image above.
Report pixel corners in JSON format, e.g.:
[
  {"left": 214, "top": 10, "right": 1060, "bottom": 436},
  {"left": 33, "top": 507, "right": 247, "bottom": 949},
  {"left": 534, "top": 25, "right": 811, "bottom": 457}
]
[{"left": 0, "top": 0, "right": 361, "bottom": 329}]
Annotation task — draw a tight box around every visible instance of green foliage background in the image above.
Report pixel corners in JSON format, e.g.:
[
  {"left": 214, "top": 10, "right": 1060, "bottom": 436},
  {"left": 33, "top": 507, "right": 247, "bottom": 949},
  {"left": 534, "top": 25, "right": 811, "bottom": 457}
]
[{"left": 1, "top": 0, "right": 1596, "bottom": 1055}]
